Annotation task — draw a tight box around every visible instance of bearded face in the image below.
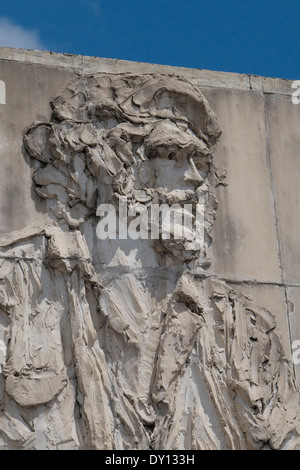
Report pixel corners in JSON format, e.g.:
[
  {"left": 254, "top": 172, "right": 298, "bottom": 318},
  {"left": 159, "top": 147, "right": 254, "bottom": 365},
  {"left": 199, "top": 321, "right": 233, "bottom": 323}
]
[{"left": 24, "top": 74, "right": 221, "bottom": 265}]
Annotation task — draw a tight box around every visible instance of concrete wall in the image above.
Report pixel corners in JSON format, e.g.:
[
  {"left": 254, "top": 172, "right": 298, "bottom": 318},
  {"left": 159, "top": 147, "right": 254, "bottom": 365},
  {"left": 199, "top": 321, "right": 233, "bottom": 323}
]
[{"left": 0, "top": 46, "right": 299, "bottom": 379}]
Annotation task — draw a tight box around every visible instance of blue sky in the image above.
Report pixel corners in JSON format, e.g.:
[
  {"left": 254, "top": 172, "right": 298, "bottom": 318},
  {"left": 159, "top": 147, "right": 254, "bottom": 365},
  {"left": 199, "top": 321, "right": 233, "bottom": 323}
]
[{"left": 0, "top": 0, "right": 299, "bottom": 79}]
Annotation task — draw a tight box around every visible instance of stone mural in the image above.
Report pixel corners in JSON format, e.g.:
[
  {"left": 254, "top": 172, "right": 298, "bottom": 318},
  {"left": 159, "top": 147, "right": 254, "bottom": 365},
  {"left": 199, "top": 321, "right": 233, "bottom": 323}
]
[{"left": 0, "top": 73, "right": 299, "bottom": 449}]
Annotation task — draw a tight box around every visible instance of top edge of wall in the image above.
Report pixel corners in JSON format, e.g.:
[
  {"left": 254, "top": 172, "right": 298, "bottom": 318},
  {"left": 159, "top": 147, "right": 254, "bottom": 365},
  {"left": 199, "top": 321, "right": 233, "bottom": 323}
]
[{"left": 0, "top": 46, "right": 295, "bottom": 96}]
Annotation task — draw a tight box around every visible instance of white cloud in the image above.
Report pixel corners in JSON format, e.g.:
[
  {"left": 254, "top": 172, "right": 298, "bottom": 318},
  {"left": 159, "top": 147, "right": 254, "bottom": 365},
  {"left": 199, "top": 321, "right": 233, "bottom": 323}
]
[{"left": 0, "top": 17, "right": 46, "bottom": 50}]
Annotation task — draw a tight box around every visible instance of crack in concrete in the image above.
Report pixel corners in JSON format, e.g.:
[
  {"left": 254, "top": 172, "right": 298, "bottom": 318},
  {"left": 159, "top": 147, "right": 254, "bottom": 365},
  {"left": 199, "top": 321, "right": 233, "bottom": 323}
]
[{"left": 262, "top": 89, "right": 294, "bottom": 373}]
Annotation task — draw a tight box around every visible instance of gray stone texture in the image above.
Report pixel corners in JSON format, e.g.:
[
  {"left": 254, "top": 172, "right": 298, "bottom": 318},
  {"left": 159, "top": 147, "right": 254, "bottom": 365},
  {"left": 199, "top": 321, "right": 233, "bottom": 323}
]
[{"left": 0, "top": 47, "right": 300, "bottom": 450}]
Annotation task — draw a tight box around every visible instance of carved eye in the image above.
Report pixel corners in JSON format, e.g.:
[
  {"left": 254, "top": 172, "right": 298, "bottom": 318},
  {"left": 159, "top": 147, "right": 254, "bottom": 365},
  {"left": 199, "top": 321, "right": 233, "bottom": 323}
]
[
  {"left": 213, "top": 294, "right": 224, "bottom": 303},
  {"left": 248, "top": 310, "right": 256, "bottom": 325}
]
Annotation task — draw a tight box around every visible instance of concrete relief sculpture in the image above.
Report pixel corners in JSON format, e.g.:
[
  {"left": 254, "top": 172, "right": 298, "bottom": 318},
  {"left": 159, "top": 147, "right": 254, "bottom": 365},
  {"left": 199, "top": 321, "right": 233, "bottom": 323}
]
[{"left": 0, "top": 73, "right": 299, "bottom": 449}]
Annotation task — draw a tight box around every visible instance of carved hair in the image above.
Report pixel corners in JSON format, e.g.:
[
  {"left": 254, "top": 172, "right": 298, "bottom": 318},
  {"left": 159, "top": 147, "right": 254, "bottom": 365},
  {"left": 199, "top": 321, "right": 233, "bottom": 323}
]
[{"left": 23, "top": 74, "right": 221, "bottom": 230}]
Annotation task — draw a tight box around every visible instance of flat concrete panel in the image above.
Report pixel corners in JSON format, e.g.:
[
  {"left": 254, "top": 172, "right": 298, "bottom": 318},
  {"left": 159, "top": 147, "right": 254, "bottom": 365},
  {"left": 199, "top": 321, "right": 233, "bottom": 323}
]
[
  {"left": 0, "top": 60, "right": 76, "bottom": 232},
  {"left": 266, "top": 94, "right": 300, "bottom": 286},
  {"left": 204, "top": 88, "right": 282, "bottom": 284}
]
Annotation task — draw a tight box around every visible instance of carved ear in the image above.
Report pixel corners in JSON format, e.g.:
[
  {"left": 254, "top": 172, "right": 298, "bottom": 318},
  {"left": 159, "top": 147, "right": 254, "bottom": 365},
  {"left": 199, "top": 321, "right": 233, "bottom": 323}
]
[
  {"left": 24, "top": 122, "right": 54, "bottom": 164},
  {"left": 51, "top": 81, "right": 90, "bottom": 122}
]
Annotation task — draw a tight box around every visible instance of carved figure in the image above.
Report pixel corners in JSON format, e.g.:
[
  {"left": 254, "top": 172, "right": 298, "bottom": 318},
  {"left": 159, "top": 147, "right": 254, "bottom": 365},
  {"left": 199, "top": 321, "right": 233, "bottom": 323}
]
[{"left": 0, "top": 74, "right": 299, "bottom": 449}]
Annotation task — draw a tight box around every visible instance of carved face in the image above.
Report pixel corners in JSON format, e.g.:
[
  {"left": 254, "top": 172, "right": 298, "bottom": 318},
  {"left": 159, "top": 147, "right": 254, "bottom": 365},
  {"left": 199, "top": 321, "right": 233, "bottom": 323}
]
[
  {"left": 24, "top": 74, "right": 221, "bottom": 264},
  {"left": 104, "top": 118, "right": 212, "bottom": 261}
]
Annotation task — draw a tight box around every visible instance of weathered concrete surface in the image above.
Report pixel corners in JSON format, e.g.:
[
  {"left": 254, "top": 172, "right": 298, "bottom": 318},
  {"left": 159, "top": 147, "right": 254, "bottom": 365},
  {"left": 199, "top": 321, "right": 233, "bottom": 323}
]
[
  {"left": 265, "top": 94, "right": 300, "bottom": 286},
  {"left": 0, "top": 47, "right": 300, "bottom": 449},
  {"left": 227, "top": 282, "right": 291, "bottom": 358},
  {"left": 287, "top": 287, "right": 300, "bottom": 382},
  {"left": 0, "top": 59, "right": 76, "bottom": 232},
  {"left": 207, "top": 89, "right": 282, "bottom": 284}
]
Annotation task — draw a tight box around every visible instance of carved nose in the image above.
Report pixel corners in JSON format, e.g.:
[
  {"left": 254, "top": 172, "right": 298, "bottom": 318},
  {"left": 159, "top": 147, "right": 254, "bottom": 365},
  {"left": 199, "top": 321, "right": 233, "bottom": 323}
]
[{"left": 184, "top": 157, "right": 203, "bottom": 187}]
